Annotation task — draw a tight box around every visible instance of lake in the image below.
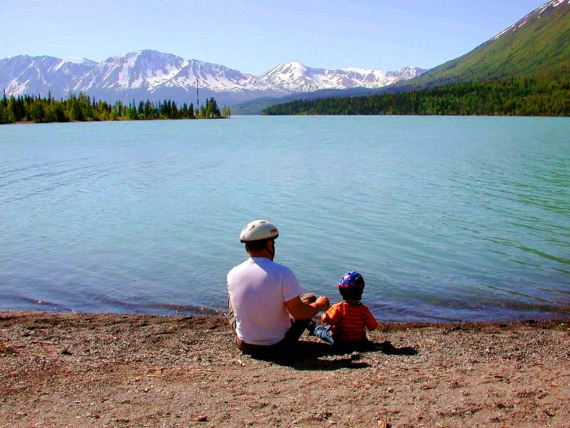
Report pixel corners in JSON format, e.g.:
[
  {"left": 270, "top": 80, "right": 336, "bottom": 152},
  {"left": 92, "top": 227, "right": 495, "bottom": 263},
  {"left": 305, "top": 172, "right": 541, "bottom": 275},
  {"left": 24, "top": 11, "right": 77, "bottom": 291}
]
[{"left": 0, "top": 116, "right": 569, "bottom": 321}]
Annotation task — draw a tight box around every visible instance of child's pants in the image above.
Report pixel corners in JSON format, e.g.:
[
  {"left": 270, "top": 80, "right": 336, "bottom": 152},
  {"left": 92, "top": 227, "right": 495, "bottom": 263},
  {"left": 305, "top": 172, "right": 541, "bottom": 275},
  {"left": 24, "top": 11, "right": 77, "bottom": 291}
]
[{"left": 313, "top": 324, "right": 334, "bottom": 344}]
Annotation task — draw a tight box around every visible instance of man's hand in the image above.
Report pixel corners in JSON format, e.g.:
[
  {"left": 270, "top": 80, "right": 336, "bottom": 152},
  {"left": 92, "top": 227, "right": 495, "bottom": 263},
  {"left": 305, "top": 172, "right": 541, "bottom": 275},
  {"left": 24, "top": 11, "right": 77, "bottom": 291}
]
[{"left": 315, "top": 296, "right": 330, "bottom": 312}]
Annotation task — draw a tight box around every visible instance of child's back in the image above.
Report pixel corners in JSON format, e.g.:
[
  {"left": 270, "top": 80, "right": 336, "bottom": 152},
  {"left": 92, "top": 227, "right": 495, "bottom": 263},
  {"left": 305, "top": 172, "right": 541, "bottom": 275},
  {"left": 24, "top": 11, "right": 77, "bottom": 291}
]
[
  {"left": 322, "top": 300, "right": 378, "bottom": 343},
  {"left": 310, "top": 271, "right": 378, "bottom": 345}
]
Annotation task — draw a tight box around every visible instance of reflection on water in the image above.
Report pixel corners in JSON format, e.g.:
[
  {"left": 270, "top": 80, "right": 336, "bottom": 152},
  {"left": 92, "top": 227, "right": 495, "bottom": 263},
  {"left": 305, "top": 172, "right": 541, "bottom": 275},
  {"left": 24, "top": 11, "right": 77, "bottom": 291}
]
[{"left": 0, "top": 117, "right": 569, "bottom": 321}]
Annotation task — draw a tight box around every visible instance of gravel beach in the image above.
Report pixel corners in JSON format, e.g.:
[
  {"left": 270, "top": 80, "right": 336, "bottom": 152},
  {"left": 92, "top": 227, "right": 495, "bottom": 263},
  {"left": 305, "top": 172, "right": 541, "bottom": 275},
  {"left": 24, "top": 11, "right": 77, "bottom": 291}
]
[{"left": 1, "top": 311, "right": 568, "bottom": 427}]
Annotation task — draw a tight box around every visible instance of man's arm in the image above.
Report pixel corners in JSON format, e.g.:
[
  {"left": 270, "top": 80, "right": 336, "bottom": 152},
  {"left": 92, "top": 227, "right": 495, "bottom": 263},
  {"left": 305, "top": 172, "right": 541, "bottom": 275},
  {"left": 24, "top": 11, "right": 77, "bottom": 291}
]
[{"left": 285, "top": 295, "right": 330, "bottom": 321}]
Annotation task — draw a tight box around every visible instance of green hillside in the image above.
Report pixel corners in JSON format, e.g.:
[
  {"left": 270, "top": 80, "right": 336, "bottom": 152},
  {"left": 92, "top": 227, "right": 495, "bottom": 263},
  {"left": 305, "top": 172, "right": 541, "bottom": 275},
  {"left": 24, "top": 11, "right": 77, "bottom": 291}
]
[
  {"left": 401, "top": 1, "right": 569, "bottom": 88},
  {"left": 262, "top": 78, "right": 569, "bottom": 116},
  {"left": 262, "top": 2, "right": 569, "bottom": 117}
]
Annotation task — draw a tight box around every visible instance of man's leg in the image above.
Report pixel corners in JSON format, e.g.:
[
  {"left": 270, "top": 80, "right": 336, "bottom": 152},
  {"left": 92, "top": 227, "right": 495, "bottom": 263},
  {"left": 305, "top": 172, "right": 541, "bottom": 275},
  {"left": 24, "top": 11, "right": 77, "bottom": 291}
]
[
  {"left": 230, "top": 294, "right": 318, "bottom": 354},
  {"left": 280, "top": 293, "right": 317, "bottom": 345},
  {"left": 228, "top": 298, "right": 250, "bottom": 351},
  {"left": 228, "top": 298, "right": 237, "bottom": 332}
]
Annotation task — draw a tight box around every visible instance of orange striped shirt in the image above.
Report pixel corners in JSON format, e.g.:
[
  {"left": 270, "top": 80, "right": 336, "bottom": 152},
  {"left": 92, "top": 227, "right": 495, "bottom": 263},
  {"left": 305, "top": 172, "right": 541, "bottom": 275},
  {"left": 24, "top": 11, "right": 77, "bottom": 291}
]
[{"left": 321, "top": 301, "right": 378, "bottom": 342}]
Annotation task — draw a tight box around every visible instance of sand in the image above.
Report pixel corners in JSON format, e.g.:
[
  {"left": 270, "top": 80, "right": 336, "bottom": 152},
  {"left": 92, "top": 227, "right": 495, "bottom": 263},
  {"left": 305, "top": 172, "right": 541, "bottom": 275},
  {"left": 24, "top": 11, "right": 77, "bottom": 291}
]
[{"left": 0, "top": 311, "right": 568, "bottom": 427}]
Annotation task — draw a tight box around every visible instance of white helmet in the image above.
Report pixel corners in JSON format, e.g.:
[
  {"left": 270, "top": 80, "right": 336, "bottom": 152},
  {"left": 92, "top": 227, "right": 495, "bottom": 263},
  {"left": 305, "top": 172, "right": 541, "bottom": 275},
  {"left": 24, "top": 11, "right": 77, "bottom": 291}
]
[{"left": 240, "top": 220, "right": 279, "bottom": 243}]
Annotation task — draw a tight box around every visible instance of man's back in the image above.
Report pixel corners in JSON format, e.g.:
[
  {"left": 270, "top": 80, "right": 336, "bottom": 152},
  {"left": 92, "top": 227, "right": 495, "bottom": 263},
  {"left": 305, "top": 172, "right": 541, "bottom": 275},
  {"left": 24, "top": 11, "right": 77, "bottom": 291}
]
[{"left": 227, "top": 257, "right": 302, "bottom": 345}]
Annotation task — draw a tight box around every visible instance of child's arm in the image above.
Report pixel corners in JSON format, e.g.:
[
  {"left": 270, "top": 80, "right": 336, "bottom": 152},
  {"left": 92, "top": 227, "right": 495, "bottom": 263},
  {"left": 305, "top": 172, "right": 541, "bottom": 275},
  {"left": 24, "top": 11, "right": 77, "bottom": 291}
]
[
  {"left": 321, "top": 304, "right": 339, "bottom": 326},
  {"left": 365, "top": 307, "right": 379, "bottom": 331}
]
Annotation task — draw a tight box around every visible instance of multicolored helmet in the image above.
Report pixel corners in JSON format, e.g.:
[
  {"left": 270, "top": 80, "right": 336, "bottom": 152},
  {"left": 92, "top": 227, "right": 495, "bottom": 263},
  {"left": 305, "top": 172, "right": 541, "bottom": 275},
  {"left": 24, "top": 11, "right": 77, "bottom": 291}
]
[{"left": 338, "top": 271, "right": 365, "bottom": 290}]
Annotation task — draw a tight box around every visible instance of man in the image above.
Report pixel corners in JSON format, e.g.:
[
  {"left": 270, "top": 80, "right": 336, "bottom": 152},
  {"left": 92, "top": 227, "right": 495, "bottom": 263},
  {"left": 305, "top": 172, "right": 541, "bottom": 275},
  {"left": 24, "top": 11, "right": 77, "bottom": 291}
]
[{"left": 227, "top": 219, "right": 330, "bottom": 354}]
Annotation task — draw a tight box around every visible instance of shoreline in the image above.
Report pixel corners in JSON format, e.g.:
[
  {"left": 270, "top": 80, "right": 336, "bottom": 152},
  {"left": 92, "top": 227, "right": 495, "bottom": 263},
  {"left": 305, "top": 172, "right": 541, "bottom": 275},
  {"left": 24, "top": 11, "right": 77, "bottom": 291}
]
[
  {"left": 3, "top": 303, "right": 569, "bottom": 323},
  {"left": 3, "top": 115, "right": 568, "bottom": 126},
  {"left": 1, "top": 311, "right": 568, "bottom": 426},
  {"left": 2, "top": 308, "right": 568, "bottom": 329},
  {"left": 2, "top": 116, "right": 229, "bottom": 126}
]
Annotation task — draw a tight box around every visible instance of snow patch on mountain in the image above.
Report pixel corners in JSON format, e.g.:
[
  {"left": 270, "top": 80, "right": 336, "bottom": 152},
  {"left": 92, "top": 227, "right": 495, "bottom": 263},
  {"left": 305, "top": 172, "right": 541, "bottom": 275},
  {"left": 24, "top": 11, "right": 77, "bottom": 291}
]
[
  {"left": 166, "top": 60, "right": 273, "bottom": 93},
  {"left": 492, "top": 0, "right": 569, "bottom": 40}
]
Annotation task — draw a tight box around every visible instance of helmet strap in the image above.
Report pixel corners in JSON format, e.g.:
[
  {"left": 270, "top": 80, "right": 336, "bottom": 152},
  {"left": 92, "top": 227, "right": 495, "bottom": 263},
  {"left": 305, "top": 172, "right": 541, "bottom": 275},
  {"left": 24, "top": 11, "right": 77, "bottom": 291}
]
[{"left": 268, "top": 239, "right": 275, "bottom": 260}]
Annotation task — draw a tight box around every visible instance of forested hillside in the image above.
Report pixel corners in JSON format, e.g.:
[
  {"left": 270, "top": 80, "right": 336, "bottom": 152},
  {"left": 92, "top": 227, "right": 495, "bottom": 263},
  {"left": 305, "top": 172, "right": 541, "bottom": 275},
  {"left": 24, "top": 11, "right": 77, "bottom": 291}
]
[{"left": 262, "top": 79, "right": 569, "bottom": 116}]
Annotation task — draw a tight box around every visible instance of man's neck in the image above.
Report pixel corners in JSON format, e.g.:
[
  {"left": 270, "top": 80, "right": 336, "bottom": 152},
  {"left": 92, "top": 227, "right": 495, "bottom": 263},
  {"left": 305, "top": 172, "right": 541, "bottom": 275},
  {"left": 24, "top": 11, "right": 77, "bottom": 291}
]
[{"left": 248, "top": 250, "right": 273, "bottom": 260}]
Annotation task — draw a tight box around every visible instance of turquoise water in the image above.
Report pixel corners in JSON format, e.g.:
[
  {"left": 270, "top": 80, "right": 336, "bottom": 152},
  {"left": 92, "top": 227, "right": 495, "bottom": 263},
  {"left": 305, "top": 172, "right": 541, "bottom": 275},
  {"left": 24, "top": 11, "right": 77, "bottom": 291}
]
[{"left": 0, "top": 116, "right": 569, "bottom": 321}]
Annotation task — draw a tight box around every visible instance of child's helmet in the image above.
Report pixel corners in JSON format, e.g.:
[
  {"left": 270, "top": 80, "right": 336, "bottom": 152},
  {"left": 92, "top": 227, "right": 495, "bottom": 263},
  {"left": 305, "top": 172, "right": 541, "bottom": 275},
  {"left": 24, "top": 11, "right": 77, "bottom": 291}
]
[{"left": 338, "top": 271, "right": 365, "bottom": 300}]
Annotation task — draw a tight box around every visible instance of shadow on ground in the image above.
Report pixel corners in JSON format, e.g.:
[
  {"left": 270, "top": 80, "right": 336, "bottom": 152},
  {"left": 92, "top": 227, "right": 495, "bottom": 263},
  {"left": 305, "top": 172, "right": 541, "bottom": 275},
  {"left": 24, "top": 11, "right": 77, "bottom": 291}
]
[{"left": 249, "top": 341, "right": 418, "bottom": 370}]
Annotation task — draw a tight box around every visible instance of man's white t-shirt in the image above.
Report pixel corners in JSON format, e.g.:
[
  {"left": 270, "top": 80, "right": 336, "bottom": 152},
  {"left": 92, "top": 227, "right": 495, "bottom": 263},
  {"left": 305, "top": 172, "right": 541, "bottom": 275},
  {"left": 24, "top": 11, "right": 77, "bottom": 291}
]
[{"left": 227, "top": 257, "right": 302, "bottom": 346}]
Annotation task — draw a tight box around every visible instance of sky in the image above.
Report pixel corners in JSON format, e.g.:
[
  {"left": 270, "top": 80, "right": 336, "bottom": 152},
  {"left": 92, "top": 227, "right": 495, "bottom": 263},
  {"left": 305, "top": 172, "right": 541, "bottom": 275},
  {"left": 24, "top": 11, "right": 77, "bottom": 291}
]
[{"left": 1, "top": 0, "right": 549, "bottom": 74}]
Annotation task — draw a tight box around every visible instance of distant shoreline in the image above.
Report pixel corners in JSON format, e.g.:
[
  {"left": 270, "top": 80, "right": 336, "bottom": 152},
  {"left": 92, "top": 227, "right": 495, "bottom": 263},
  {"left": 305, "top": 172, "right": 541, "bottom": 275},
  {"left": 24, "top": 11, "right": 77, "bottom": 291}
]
[
  {"left": 4, "top": 114, "right": 569, "bottom": 126},
  {"left": 4, "top": 117, "right": 228, "bottom": 126}
]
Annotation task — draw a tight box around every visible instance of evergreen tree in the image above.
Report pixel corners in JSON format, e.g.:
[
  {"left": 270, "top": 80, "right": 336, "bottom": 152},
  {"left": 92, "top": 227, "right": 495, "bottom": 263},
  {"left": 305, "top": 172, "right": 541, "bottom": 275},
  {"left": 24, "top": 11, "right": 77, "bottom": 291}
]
[
  {"left": 29, "top": 101, "right": 45, "bottom": 123},
  {"left": 171, "top": 101, "right": 179, "bottom": 118},
  {"left": 138, "top": 101, "right": 145, "bottom": 118},
  {"left": 203, "top": 97, "right": 221, "bottom": 118},
  {"left": 0, "top": 102, "right": 7, "bottom": 124},
  {"left": 6, "top": 97, "right": 17, "bottom": 122}
]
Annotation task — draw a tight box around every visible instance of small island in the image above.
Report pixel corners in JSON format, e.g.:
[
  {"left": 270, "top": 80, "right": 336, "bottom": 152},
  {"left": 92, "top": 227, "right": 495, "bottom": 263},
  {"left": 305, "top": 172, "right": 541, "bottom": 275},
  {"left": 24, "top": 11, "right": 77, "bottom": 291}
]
[{"left": 0, "top": 92, "right": 231, "bottom": 125}]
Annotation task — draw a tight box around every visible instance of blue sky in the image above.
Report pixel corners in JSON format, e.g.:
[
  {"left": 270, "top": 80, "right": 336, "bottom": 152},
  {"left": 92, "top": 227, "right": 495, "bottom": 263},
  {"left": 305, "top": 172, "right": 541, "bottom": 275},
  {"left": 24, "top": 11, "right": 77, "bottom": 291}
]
[{"left": 2, "top": 0, "right": 547, "bottom": 74}]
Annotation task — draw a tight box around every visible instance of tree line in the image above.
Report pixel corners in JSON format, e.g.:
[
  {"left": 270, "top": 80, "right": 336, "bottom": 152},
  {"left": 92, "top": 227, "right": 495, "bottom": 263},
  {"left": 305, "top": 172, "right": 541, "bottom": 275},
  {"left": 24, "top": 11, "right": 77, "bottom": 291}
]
[
  {"left": 0, "top": 92, "right": 231, "bottom": 124},
  {"left": 262, "top": 78, "right": 569, "bottom": 116}
]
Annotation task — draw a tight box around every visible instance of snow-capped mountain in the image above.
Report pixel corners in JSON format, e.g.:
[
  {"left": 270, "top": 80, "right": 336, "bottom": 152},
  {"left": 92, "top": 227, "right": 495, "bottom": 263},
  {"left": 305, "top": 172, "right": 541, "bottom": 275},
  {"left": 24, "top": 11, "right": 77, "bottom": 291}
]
[
  {"left": 261, "top": 62, "right": 424, "bottom": 92},
  {"left": 0, "top": 50, "right": 425, "bottom": 106},
  {"left": 0, "top": 55, "right": 95, "bottom": 98},
  {"left": 492, "top": 0, "right": 568, "bottom": 40},
  {"left": 75, "top": 51, "right": 185, "bottom": 92}
]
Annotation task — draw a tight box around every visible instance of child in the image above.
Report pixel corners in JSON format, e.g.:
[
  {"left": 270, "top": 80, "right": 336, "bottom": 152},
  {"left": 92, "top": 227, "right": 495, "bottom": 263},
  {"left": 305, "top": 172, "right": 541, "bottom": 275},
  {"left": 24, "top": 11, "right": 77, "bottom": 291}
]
[{"left": 310, "top": 271, "right": 378, "bottom": 346}]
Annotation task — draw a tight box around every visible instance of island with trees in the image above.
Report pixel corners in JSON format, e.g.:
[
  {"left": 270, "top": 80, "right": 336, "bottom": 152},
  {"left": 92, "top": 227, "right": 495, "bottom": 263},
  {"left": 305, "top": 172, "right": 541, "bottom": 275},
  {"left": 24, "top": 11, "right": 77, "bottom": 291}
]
[{"left": 0, "top": 92, "right": 231, "bottom": 124}]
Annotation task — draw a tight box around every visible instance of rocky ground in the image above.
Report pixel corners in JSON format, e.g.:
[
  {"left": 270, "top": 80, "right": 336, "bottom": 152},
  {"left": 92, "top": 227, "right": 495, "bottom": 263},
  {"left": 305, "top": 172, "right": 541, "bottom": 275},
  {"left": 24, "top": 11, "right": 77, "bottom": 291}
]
[{"left": 0, "top": 311, "right": 569, "bottom": 427}]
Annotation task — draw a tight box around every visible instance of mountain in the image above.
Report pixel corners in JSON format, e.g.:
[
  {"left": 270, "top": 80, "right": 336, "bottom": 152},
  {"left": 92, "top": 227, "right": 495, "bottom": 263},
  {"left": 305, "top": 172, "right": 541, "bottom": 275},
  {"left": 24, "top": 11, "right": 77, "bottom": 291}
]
[
  {"left": 0, "top": 50, "right": 423, "bottom": 107},
  {"left": 0, "top": 51, "right": 281, "bottom": 107},
  {"left": 259, "top": 0, "right": 569, "bottom": 117},
  {"left": 0, "top": 56, "right": 95, "bottom": 98},
  {"left": 396, "top": 0, "right": 569, "bottom": 89},
  {"left": 232, "top": 66, "right": 425, "bottom": 114},
  {"left": 260, "top": 62, "right": 423, "bottom": 93}
]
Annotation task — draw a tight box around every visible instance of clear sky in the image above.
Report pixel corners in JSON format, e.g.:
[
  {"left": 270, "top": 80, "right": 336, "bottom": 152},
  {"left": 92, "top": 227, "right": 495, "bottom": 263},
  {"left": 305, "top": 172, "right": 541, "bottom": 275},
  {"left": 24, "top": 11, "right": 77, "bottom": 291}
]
[{"left": 1, "top": 0, "right": 548, "bottom": 74}]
